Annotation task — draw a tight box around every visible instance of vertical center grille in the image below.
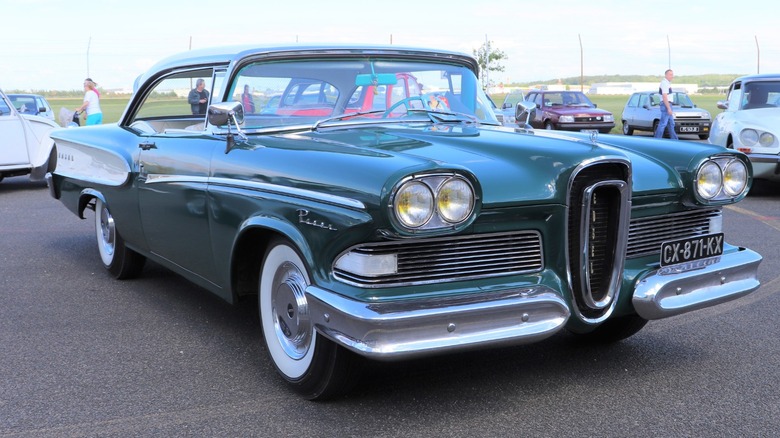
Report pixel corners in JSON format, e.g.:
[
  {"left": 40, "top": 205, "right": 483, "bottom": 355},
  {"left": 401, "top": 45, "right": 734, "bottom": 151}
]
[{"left": 567, "top": 163, "right": 631, "bottom": 321}]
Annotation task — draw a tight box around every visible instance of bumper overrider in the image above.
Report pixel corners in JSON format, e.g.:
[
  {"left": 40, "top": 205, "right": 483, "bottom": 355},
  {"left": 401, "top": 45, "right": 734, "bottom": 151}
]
[{"left": 307, "top": 248, "right": 761, "bottom": 360}]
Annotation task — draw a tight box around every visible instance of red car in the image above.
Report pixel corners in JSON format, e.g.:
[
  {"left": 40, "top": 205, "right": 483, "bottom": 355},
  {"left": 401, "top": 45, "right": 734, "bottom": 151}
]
[{"left": 525, "top": 90, "right": 615, "bottom": 133}]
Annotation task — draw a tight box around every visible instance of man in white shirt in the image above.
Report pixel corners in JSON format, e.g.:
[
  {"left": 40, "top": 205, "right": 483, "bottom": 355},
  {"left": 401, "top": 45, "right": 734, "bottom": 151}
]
[{"left": 653, "top": 69, "right": 678, "bottom": 139}]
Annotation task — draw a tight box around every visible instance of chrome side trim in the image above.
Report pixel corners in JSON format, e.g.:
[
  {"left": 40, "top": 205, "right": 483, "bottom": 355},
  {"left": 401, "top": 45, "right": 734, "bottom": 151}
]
[
  {"left": 142, "top": 175, "right": 366, "bottom": 210},
  {"left": 306, "top": 285, "right": 570, "bottom": 360},
  {"left": 632, "top": 248, "right": 761, "bottom": 320}
]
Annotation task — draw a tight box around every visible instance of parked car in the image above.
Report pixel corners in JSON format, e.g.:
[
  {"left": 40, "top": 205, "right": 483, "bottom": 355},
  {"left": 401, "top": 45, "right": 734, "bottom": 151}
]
[
  {"left": 6, "top": 93, "right": 56, "bottom": 121},
  {"left": 47, "top": 44, "right": 761, "bottom": 400},
  {"left": 0, "top": 89, "right": 58, "bottom": 184},
  {"left": 621, "top": 91, "right": 711, "bottom": 139},
  {"left": 524, "top": 90, "right": 615, "bottom": 133},
  {"left": 709, "top": 74, "right": 780, "bottom": 182},
  {"left": 499, "top": 90, "right": 526, "bottom": 126}
]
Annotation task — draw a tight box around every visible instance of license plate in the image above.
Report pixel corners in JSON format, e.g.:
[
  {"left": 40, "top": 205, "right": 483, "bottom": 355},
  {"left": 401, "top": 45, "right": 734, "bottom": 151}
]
[
  {"left": 660, "top": 233, "right": 723, "bottom": 266},
  {"left": 680, "top": 126, "right": 699, "bottom": 133}
]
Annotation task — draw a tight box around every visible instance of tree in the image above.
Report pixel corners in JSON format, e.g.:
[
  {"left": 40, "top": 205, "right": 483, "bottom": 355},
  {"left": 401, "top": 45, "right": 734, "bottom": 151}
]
[{"left": 473, "top": 40, "right": 507, "bottom": 89}]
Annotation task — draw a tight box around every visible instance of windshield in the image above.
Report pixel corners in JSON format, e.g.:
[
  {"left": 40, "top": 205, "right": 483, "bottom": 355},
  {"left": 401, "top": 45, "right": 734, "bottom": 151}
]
[
  {"left": 650, "top": 92, "right": 694, "bottom": 107},
  {"left": 741, "top": 81, "right": 780, "bottom": 110},
  {"left": 225, "top": 58, "right": 499, "bottom": 129},
  {"left": 543, "top": 92, "right": 593, "bottom": 107}
]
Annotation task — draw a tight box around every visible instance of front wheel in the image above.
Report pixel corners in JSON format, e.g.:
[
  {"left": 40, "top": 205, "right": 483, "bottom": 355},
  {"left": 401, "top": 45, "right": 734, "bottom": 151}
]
[
  {"left": 572, "top": 314, "right": 648, "bottom": 343},
  {"left": 544, "top": 121, "right": 555, "bottom": 130},
  {"left": 259, "top": 239, "right": 362, "bottom": 400},
  {"left": 94, "top": 198, "right": 145, "bottom": 279}
]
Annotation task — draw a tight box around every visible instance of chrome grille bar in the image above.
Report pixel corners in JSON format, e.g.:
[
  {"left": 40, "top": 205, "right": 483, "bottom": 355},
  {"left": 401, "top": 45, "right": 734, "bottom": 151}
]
[
  {"left": 627, "top": 209, "right": 721, "bottom": 258},
  {"left": 333, "top": 231, "right": 543, "bottom": 287}
]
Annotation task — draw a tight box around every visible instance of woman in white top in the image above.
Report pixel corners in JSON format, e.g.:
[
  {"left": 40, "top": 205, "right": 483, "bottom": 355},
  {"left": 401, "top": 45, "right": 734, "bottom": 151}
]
[{"left": 75, "top": 78, "right": 103, "bottom": 125}]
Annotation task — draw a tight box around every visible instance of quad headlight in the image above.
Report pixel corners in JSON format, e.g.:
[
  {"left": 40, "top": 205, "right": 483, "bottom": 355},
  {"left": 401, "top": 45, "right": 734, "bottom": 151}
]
[
  {"left": 695, "top": 157, "right": 749, "bottom": 201},
  {"left": 739, "top": 128, "right": 776, "bottom": 147},
  {"left": 391, "top": 174, "right": 476, "bottom": 231}
]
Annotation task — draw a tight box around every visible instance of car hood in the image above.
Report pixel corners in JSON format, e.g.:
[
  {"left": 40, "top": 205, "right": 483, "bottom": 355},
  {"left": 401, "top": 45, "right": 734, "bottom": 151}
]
[
  {"left": 249, "top": 124, "right": 705, "bottom": 208},
  {"left": 723, "top": 107, "right": 780, "bottom": 130}
]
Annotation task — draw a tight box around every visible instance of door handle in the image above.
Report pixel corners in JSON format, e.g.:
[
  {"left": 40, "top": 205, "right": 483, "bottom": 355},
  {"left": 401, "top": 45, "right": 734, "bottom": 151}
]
[{"left": 139, "top": 142, "right": 157, "bottom": 151}]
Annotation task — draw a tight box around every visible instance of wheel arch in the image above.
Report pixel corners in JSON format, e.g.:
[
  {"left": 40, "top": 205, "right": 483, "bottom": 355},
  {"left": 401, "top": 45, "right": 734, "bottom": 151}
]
[
  {"left": 230, "top": 217, "right": 313, "bottom": 302},
  {"left": 77, "top": 188, "right": 106, "bottom": 219}
]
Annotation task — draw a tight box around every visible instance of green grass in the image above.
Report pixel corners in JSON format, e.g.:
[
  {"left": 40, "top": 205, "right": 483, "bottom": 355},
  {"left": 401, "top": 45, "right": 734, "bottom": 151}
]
[{"left": 47, "top": 97, "right": 130, "bottom": 125}]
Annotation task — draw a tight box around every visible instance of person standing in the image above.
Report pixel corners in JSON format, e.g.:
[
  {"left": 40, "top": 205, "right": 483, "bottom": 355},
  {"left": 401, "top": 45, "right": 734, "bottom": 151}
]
[
  {"left": 188, "top": 78, "right": 210, "bottom": 115},
  {"left": 75, "top": 78, "right": 102, "bottom": 125},
  {"left": 241, "top": 84, "right": 255, "bottom": 113},
  {"left": 653, "top": 69, "right": 678, "bottom": 139}
]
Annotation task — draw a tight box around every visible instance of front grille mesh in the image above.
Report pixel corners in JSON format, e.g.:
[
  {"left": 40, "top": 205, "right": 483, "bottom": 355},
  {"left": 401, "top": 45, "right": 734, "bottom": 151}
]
[
  {"left": 627, "top": 208, "right": 721, "bottom": 258},
  {"left": 333, "top": 231, "right": 543, "bottom": 287}
]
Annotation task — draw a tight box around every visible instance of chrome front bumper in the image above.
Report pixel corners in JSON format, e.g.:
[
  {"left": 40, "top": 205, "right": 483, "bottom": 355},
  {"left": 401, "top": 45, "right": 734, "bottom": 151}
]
[
  {"left": 632, "top": 248, "right": 762, "bottom": 320},
  {"left": 305, "top": 285, "right": 570, "bottom": 360}
]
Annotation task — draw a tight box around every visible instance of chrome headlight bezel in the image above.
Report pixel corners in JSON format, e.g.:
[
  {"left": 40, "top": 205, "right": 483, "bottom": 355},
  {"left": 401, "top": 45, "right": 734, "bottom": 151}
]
[
  {"left": 694, "top": 156, "right": 750, "bottom": 203},
  {"left": 389, "top": 173, "right": 477, "bottom": 233}
]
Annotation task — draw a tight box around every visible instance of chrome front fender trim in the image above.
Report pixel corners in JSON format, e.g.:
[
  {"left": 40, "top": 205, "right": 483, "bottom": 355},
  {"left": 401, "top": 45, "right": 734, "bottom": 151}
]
[
  {"left": 306, "top": 285, "right": 570, "bottom": 360},
  {"left": 632, "top": 248, "right": 762, "bottom": 320},
  {"left": 144, "top": 175, "right": 366, "bottom": 211}
]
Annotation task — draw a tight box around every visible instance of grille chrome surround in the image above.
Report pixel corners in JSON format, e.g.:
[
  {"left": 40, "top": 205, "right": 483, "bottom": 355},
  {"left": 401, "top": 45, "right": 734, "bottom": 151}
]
[
  {"left": 566, "top": 160, "right": 631, "bottom": 323},
  {"left": 627, "top": 209, "right": 721, "bottom": 258},
  {"left": 333, "top": 231, "right": 543, "bottom": 288}
]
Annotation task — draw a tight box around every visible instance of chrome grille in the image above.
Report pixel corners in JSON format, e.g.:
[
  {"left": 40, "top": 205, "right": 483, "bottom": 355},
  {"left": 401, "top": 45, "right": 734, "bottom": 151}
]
[
  {"left": 333, "top": 231, "right": 543, "bottom": 287},
  {"left": 627, "top": 208, "right": 721, "bottom": 258}
]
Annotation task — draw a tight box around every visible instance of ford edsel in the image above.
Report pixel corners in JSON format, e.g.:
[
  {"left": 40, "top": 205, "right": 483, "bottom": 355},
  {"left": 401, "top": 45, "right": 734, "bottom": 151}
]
[{"left": 47, "top": 44, "right": 761, "bottom": 400}]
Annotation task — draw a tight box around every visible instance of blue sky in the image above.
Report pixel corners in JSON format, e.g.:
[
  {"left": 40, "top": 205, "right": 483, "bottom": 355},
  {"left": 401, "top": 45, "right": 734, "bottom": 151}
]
[{"left": 3, "top": 0, "right": 778, "bottom": 91}]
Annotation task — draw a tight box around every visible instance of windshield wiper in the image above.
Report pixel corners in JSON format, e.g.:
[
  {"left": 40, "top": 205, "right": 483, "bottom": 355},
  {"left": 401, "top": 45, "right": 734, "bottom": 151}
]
[{"left": 312, "top": 110, "right": 387, "bottom": 130}]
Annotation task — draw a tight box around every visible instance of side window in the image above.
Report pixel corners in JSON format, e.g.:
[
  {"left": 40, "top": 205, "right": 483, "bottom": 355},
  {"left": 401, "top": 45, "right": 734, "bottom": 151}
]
[
  {"left": 627, "top": 94, "right": 639, "bottom": 108},
  {"left": 728, "top": 82, "right": 742, "bottom": 111},
  {"left": 0, "top": 97, "right": 11, "bottom": 116},
  {"left": 132, "top": 68, "right": 214, "bottom": 121}
]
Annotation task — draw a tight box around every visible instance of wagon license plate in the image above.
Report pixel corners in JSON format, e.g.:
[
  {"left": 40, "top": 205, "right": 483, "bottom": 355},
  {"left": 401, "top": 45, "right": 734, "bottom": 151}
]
[
  {"left": 660, "top": 233, "right": 723, "bottom": 267},
  {"left": 680, "top": 126, "right": 699, "bottom": 133}
]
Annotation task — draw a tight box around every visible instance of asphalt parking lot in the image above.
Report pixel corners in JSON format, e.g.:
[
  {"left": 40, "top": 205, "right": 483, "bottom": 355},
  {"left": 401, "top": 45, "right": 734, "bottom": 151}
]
[{"left": 2, "top": 174, "right": 779, "bottom": 437}]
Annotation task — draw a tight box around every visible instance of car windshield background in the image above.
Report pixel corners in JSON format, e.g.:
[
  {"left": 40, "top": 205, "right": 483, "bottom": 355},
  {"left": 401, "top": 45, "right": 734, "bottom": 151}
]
[
  {"left": 544, "top": 92, "right": 593, "bottom": 107},
  {"left": 741, "top": 81, "right": 780, "bottom": 110},
  {"left": 227, "top": 58, "right": 497, "bottom": 129},
  {"left": 9, "top": 96, "right": 37, "bottom": 114}
]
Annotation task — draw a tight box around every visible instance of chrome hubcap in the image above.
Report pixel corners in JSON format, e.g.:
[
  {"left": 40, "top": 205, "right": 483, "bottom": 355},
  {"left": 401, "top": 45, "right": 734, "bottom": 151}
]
[
  {"left": 272, "top": 262, "right": 311, "bottom": 360},
  {"left": 99, "top": 205, "right": 115, "bottom": 257}
]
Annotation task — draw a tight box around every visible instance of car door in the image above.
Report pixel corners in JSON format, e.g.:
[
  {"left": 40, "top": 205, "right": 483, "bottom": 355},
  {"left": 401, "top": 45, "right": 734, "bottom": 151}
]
[
  {"left": 638, "top": 94, "right": 655, "bottom": 129},
  {"left": 623, "top": 94, "right": 638, "bottom": 125},
  {"left": 0, "top": 97, "right": 31, "bottom": 166},
  {"left": 136, "top": 131, "right": 221, "bottom": 284},
  {"left": 130, "top": 68, "right": 222, "bottom": 285}
]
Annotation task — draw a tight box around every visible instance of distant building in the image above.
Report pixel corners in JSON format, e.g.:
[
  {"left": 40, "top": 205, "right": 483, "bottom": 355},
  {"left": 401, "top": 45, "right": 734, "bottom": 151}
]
[{"left": 588, "top": 82, "right": 699, "bottom": 95}]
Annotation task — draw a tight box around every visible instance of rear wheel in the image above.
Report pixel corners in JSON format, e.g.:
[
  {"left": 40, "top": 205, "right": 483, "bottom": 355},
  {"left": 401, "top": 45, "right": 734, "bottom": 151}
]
[
  {"left": 94, "top": 198, "right": 145, "bottom": 279},
  {"left": 259, "top": 239, "right": 362, "bottom": 400},
  {"left": 622, "top": 121, "right": 633, "bottom": 135}
]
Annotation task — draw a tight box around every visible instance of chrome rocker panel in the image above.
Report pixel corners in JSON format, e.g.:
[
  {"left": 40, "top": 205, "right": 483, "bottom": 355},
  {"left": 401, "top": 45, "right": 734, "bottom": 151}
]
[
  {"left": 632, "top": 248, "right": 762, "bottom": 320},
  {"left": 306, "top": 285, "right": 570, "bottom": 360}
]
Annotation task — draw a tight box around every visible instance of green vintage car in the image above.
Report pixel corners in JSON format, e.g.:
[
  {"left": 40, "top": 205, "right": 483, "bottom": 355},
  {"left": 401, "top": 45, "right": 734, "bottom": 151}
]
[{"left": 47, "top": 44, "right": 761, "bottom": 400}]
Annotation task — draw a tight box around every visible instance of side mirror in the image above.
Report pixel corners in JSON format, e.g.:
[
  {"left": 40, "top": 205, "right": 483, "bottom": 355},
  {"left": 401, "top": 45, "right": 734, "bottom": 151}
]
[
  {"left": 502, "top": 102, "right": 512, "bottom": 110},
  {"left": 716, "top": 100, "right": 729, "bottom": 110},
  {"left": 208, "top": 101, "right": 244, "bottom": 127},
  {"left": 208, "top": 101, "right": 246, "bottom": 154},
  {"left": 515, "top": 100, "right": 536, "bottom": 129}
]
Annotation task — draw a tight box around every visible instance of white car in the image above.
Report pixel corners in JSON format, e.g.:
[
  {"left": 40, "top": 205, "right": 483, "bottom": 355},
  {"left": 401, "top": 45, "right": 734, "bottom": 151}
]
[
  {"left": 0, "top": 88, "right": 58, "bottom": 184},
  {"left": 709, "top": 74, "right": 780, "bottom": 181}
]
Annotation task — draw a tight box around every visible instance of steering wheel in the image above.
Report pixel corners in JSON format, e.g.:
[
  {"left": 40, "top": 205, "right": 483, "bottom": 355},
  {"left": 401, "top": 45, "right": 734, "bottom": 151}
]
[{"left": 382, "top": 96, "right": 425, "bottom": 118}]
